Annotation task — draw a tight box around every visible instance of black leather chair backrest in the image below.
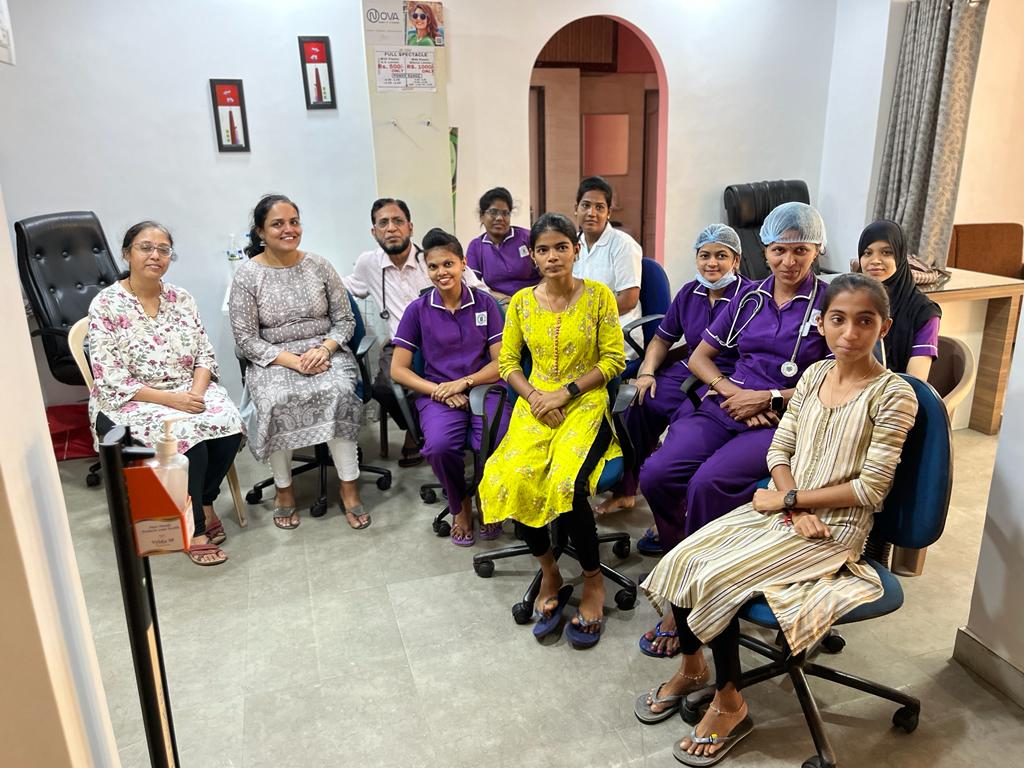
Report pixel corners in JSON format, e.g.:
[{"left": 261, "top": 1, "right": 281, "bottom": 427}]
[
  {"left": 723, "top": 180, "right": 810, "bottom": 280},
  {"left": 16, "top": 211, "right": 121, "bottom": 386}
]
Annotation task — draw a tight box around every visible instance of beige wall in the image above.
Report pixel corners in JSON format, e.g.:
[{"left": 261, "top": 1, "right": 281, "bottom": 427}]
[
  {"left": 528, "top": 68, "right": 581, "bottom": 222},
  {"left": 954, "top": 0, "right": 1024, "bottom": 226}
]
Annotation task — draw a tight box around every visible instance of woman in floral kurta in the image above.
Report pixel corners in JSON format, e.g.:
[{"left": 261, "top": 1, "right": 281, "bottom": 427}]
[
  {"left": 478, "top": 213, "right": 625, "bottom": 648},
  {"left": 88, "top": 221, "right": 243, "bottom": 566}
]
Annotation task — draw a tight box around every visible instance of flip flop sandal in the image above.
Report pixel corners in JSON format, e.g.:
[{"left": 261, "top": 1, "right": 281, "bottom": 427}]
[
  {"left": 186, "top": 543, "right": 228, "bottom": 566},
  {"left": 637, "top": 527, "right": 664, "bottom": 556},
  {"left": 450, "top": 522, "right": 475, "bottom": 547},
  {"left": 639, "top": 620, "right": 682, "bottom": 658},
  {"left": 273, "top": 506, "right": 299, "bottom": 530},
  {"left": 672, "top": 716, "right": 754, "bottom": 766},
  {"left": 478, "top": 521, "right": 503, "bottom": 540},
  {"left": 343, "top": 504, "right": 371, "bottom": 530},
  {"left": 532, "top": 585, "right": 574, "bottom": 640},
  {"left": 205, "top": 520, "right": 227, "bottom": 546},
  {"left": 565, "top": 612, "right": 605, "bottom": 649},
  {"left": 634, "top": 683, "right": 685, "bottom": 724}
]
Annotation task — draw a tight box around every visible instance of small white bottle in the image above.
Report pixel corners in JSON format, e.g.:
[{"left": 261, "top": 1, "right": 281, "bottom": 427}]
[{"left": 135, "top": 417, "right": 192, "bottom": 553}]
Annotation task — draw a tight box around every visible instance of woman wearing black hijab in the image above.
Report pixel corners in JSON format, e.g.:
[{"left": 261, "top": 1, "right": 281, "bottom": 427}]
[{"left": 858, "top": 220, "right": 942, "bottom": 379}]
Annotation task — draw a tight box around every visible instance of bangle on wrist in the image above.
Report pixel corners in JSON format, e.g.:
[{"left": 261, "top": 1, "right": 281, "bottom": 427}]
[
  {"left": 637, "top": 372, "right": 655, "bottom": 380},
  {"left": 318, "top": 343, "right": 331, "bottom": 355},
  {"left": 708, "top": 375, "right": 724, "bottom": 392}
]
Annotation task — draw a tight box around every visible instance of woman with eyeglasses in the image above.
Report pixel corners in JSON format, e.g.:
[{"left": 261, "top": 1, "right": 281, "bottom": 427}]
[
  {"left": 465, "top": 187, "right": 539, "bottom": 302},
  {"left": 406, "top": 2, "right": 439, "bottom": 45},
  {"left": 87, "top": 221, "right": 244, "bottom": 567},
  {"left": 230, "top": 194, "right": 368, "bottom": 531}
]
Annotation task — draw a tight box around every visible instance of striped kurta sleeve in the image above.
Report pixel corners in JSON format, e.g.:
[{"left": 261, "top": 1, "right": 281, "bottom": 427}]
[
  {"left": 766, "top": 362, "right": 817, "bottom": 471},
  {"left": 850, "top": 378, "right": 918, "bottom": 507}
]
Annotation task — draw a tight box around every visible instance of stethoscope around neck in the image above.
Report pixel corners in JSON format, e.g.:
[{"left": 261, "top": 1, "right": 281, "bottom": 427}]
[
  {"left": 723, "top": 277, "right": 820, "bottom": 379},
  {"left": 378, "top": 245, "right": 423, "bottom": 320}
]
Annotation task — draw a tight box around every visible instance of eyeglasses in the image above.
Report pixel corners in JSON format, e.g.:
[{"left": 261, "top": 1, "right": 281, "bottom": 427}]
[
  {"left": 578, "top": 201, "right": 608, "bottom": 213},
  {"left": 697, "top": 252, "right": 735, "bottom": 262},
  {"left": 374, "top": 216, "right": 409, "bottom": 231},
  {"left": 484, "top": 208, "right": 511, "bottom": 220},
  {"left": 133, "top": 242, "right": 174, "bottom": 258},
  {"left": 411, "top": 11, "right": 428, "bottom": 20}
]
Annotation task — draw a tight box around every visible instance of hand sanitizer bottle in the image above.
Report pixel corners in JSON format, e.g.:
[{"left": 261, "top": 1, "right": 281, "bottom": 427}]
[{"left": 144, "top": 417, "right": 189, "bottom": 517}]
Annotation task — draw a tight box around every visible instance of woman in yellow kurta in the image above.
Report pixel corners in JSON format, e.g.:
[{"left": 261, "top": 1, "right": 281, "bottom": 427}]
[{"left": 479, "top": 212, "right": 625, "bottom": 648}]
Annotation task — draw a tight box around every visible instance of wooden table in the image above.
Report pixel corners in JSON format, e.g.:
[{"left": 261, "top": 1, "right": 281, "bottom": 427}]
[{"left": 922, "top": 268, "right": 1024, "bottom": 434}]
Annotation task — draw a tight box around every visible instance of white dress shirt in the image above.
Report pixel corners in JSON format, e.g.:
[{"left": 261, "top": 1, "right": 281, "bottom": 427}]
[
  {"left": 343, "top": 245, "right": 479, "bottom": 339},
  {"left": 574, "top": 224, "right": 643, "bottom": 356}
]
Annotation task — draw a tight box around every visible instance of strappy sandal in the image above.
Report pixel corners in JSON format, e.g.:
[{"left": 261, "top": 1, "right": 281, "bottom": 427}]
[
  {"left": 344, "top": 504, "right": 371, "bottom": 530},
  {"left": 634, "top": 668, "right": 711, "bottom": 724},
  {"left": 672, "top": 712, "right": 754, "bottom": 766},
  {"left": 273, "top": 506, "right": 299, "bottom": 530},
  {"left": 205, "top": 520, "right": 227, "bottom": 546},
  {"left": 186, "top": 542, "right": 228, "bottom": 566}
]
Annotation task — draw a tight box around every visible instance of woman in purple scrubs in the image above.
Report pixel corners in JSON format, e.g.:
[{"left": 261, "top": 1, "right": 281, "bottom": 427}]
[
  {"left": 636, "top": 203, "right": 830, "bottom": 656},
  {"left": 465, "top": 187, "right": 539, "bottom": 301},
  {"left": 391, "top": 228, "right": 511, "bottom": 546},
  {"left": 598, "top": 224, "right": 748, "bottom": 518},
  {"left": 858, "top": 219, "right": 941, "bottom": 379}
]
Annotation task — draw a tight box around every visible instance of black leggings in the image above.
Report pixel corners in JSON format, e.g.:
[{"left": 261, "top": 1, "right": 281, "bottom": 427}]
[
  {"left": 672, "top": 605, "right": 743, "bottom": 691},
  {"left": 184, "top": 433, "right": 243, "bottom": 537},
  {"left": 519, "top": 420, "right": 613, "bottom": 573}
]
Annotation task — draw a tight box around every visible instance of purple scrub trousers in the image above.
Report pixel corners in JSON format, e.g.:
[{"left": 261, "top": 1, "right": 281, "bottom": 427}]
[{"left": 417, "top": 393, "right": 511, "bottom": 515}]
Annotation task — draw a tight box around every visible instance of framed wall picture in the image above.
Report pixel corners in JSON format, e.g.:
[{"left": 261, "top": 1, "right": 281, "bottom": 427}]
[
  {"left": 209, "top": 79, "right": 249, "bottom": 152},
  {"left": 298, "top": 36, "right": 337, "bottom": 109}
]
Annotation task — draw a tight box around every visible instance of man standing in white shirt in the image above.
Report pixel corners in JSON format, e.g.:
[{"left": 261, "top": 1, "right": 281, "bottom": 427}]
[
  {"left": 344, "top": 198, "right": 479, "bottom": 466},
  {"left": 572, "top": 176, "right": 643, "bottom": 356}
]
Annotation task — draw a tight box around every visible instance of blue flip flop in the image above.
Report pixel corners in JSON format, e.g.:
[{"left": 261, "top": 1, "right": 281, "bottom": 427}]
[
  {"left": 533, "top": 585, "right": 574, "bottom": 639},
  {"left": 565, "top": 611, "right": 605, "bottom": 649},
  {"left": 637, "top": 527, "right": 663, "bottom": 556}
]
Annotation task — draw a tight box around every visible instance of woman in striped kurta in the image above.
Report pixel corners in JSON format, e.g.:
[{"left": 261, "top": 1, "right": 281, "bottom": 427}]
[{"left": 634, "top": 274, "right": 918, "bottom": 766}]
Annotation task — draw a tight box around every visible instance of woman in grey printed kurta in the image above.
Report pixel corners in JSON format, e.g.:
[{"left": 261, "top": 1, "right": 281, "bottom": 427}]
[
  {"left": 229, "top": 194, "right": 368, "bottom": 530},
  {"left": 633, "top": 275, "right": 918, "bottom": 766}
]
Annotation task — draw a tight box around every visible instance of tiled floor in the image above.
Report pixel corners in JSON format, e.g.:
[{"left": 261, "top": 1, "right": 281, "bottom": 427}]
[{"left": 59, "top": 427, "right": 1024, "bottom": 767}]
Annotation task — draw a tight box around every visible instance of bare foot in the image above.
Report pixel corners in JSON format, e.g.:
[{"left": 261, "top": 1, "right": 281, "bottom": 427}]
[
  {"left": 187, "top": 534, "right": 228, "bottom": 564},
  {"left": 534, "top": 567, "right": 564, "bottom": 618},
  {"left": 642, "top": 612, "right": 680, "bottom": 656},
  {"left": 340, "top": 481, "right": 369, "bottom": 528},
  {"left": 680, "top": 695, "right": 748, "bottom": 758},
  {"left": 596, "top": 494, "right": 636, "bottom": 515},
  {"left": 275, "top": 485, "right": 296, "bottom": 509},
  {"left": 645, "top": 657, "right": 710, "bottom": 714},
  {"left": 571, "top": 570, "right": 605, "bottom": 632}
]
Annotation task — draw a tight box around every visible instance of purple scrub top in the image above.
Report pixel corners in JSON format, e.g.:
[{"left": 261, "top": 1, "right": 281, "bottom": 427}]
[
  {"left": 465, "top": 226, "right": 539, "bottom": 296},
  {"left": 656, "top": 276, "right": 750, "bottom": 378},
  {"left": 702, "top": 272, "right": 828, "bottom": 391},
  {"left": 393, "top": 285, "right": 504, "bottom": 384}
]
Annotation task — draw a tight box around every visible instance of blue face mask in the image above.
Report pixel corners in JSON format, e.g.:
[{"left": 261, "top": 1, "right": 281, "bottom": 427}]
[{"left": 695, "top": 269, "right": 738, "bottom": 291}]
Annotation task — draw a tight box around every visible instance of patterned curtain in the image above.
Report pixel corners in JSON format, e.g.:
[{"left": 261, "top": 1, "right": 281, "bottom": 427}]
[{"left": 873, "top": 0, "right": 989, "bottom": 266}]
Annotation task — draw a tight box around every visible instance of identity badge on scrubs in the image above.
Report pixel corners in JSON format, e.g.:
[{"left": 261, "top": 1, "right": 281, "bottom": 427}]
[
  {"left": 475, "top": 312, "right": 488, "bottom": 326},
  {"left": 802, "top": 309, "right": 822, "bottom": 337},
  {"left": 519, "top": 245, "right": 529, "bottom": 258}
]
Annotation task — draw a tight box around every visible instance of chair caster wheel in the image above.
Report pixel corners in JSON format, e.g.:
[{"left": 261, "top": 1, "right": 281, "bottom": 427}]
[
  {"left": 512, "top": 601, "right": 532, "bottom": 624},
  {"left": 612, "top": 539, "right": 630, "bottom": 559},
  {"left": 420, "top": 488, "right": 438, "bottom": 503},
  {"left": 614, "top": 589, "right": 636, "bottom": 610},
  {"left": 245, "top": 489, "right": 262, "bottom": 504},
  {"left": 892, "top": 705, "right": 919, "bottom": 733},
  {"left": 433, "top": 519, "right": 451, "bottom": 537},
  {"left": 86, "top": 473, "right": 101, "bottom": 488},
  {"left": 376, "top": 475, "right": 392, "bottom": 491},
  {"left": 474, "top": 560, "right": 494, "bottom": 578},
  {"left": 310, "top": 500, "right": 328, "bottom": 518},
  {"left": 821, "top": 631, "right": 846, "bottom": 654},
  {"left": 681, "top": 701, "right": 702, "bottom": 725}
]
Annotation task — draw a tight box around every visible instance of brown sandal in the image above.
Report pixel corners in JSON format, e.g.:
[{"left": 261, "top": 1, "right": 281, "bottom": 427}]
[
  {"left": 187, "top": 543, "right": 228, "bottom": 566},
  {"left": 205, "top": 519, "right": 227, "bottom": 545}
]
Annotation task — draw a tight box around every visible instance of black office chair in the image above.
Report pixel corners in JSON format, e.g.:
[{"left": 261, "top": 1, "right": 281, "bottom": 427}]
[
  {"left": 723, "top": 180, "right": 811, "bottom": 280},
  {"left": 241, "top": 292, "right": 393, "bottom": 516},
  {"left": 471, "top": 375, "right": 640, "bottom": 620},
  {"left": 17, "top": 211, "right": 122, "bottom": 487}
]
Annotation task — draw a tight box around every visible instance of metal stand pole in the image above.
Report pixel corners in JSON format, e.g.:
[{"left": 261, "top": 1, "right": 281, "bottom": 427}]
[{"left": 98, "top": 426, "right": 179, "bottom": 768}]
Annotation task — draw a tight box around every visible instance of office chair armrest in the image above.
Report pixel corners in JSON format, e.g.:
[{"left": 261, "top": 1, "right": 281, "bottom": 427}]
[
  {"left": 390, "top": 381, "right": 423, "bottom": 446},
  {"left": 354, "top": 334, "right": 376, "bottom": 360},
  {"left": 612, "top": 382, "right": 637, "bottom": 415},
  {"left": 470, "top": 383, "right": 509, "bottom": 466},
  {"left": 31, "top": 326, "right": 70, "bottom": 339},
  {"left": 680, "top": 374, "right": 703, "bottom": 410},
  {"left": 352, "top": 335, "right": 376, "bottom": 405},
  {"left": 621, "top": 313, "right": 666, "bottom": 359}
]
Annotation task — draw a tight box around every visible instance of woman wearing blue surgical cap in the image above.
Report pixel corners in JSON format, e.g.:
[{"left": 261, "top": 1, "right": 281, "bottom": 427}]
[{"left": 637, "top": 203, "right": 830, "bottom": 600}]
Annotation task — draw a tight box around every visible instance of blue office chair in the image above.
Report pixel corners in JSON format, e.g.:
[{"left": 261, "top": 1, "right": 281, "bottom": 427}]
[
  {"left": 471, "top": 369, "right": 641, "bottom": 618},
  {"left": 680, "top": 375, "right": 952, "bottom": 768},
  {"left": 622, "top": 257, "right": 673, "bottom": 379},
  {"left": 242, "top": 292, "right": 393, "bottom": 515}
]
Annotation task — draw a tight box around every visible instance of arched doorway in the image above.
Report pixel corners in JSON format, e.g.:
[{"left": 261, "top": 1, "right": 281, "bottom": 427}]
[{"left": 528, "top": 15, "right": 667, "bottom": 263}]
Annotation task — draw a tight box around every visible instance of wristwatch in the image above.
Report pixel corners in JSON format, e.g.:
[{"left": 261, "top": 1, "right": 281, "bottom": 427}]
[
  {"left": 565, "top": 381, "right": 581, "bottom": 399},
  {"left": 783, "top": 489, "right": 798, "bottom": 509},
  {"left": 770, "top": 389, "right": 785, "bottom": 416}
]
